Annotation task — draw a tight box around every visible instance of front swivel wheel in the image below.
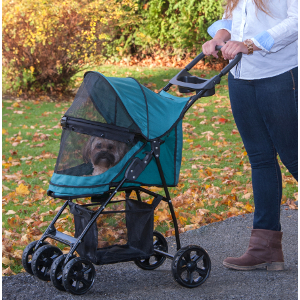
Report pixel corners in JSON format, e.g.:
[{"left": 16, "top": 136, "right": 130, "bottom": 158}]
[
  {"left": 22, "top": 241, "right": 49, "bottom": 275},
  {"left": 31, "top": 244, "right": 63, "bottom": 281},
  {"left": 50, "top": 254, "right": 76, "bottom": 291},
  {"left": 172, "top": 245, "right": 211, "bottom": 288}
]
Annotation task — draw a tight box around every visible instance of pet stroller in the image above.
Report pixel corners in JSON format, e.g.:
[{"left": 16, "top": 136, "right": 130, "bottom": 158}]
[{"left": 22, "top": 47, "right": 241, "bottom": 295}]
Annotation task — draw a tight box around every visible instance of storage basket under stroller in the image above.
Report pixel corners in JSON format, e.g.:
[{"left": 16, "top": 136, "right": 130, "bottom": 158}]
[
  {"left": 22, "top": 46, "right": 242, "bottom": 295},
  {"left": 69, "top": 197, "right": 160, "bottom": 265}
]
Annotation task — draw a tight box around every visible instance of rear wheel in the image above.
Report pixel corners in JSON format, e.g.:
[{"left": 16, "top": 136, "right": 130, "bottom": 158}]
[
  {"left": 172, "top": 245, "right": 211, "bottom": 288},
  {"left": 134, "top": 231, "right": 168, "bottom": 270}
]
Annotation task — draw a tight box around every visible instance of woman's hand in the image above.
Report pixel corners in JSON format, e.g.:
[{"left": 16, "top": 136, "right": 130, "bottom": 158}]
[
  {"left": 202, "top": 29, "right": 231, "bottom": 58},
  {"left": 202, "top": 39, "right": 226, "bottom": 58},
  {"left": 221, "top": 41, "right": 248, "bottom": 60}
]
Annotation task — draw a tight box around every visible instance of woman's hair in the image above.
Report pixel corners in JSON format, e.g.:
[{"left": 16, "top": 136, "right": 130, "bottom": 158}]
[{"left": 224, "top": 0, "right": 270, "bottom": 18}]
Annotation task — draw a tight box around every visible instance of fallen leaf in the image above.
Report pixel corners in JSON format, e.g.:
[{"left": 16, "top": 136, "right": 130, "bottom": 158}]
[
  {"left": 242, "top": 193, "right": 252, "bottom": 200},
  {"left": 2, "top": 266, "right": 16, "bottom": 276},
  {"left": 2, "top": 185, "right": 10, "bottom": 191},
  {"left": 244, "top": 203, "right": 254, "bottom": 212},
  {"left": 15, "top": 183, "right": 30, "bottom": 195},
  {"left": 2, "top": 257, "right": 14, "bottom": 266},
  {"left": 38, "top": 221, "right": 49, "bottom": 228},
  {"left": 218, "top": 118, "right": 228, "bottom": 124},
  {"left": 196, "top": 208, "right": 210, "bottom": 216}
]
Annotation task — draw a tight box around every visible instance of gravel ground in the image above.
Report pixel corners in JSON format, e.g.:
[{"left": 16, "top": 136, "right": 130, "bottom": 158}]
[{"left": 2, "top": 207, "right": 298, "bottom": 300}]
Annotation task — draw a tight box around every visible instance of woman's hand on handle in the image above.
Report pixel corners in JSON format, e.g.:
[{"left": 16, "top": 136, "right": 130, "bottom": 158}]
[
  {"left": 202, "top": 29, "right": 231, "bottom": 58},
  {"left": 202, "top": 39, "right": 225, "bottom": 58},
  {"left": 221, "top": 41, "right": 248, "bottom": 60},
  {"left": 221, "top": 41, "right": 261, "bottom": 60}
]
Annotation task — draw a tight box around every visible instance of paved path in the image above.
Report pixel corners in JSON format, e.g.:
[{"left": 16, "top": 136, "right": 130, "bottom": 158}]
[{"left": 2, "top": 207, "right": 298, "bottom": 300}]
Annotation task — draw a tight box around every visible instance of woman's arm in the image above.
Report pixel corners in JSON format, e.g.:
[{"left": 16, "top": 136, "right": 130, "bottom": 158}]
[
  {"left": 221, "top": 0, "right": 297, "bottom": 59},
  {"left": 253, "top": 0, "right": 297, "bottom": 54}
]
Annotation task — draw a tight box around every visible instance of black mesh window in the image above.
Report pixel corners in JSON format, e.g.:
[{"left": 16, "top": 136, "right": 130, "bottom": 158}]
[
  {"left": 65, "top": 72, "right": 140, "bottom": 132},
  {"left": 55, "top": 130, "right": 134, "bottom": 176}
]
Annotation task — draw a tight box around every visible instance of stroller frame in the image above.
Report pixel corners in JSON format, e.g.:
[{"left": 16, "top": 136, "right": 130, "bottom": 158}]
[
  {"left": 22, "top": 46, "right": 242, "bottom": 295},
  {"left": 42, "top": 141, "right": 182, "bottom": 262}
]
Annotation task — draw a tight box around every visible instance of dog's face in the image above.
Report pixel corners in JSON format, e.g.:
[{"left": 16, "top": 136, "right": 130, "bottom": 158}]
[{"left": 83, "top": 136, "right": 128, "bottom": 175}]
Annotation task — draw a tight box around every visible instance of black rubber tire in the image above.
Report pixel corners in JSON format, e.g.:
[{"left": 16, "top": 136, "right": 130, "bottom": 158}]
[
  {"left": 31, "top": 244, "right": 63, "bottom": 281},
  {"left": 134, "top": 231, "right": 168, "bottom": 270},
  {"left": 62, "top": 257, "right": 96, "bottom": 295},
  {"left": 22, "top": 241, "right": 49, "bottom": 275},
  {"left": 50, "top": 254, "right": 76, "bottom": 291},
  {"left": 172, "top": 245, "right": 211, "bottom": 288}
]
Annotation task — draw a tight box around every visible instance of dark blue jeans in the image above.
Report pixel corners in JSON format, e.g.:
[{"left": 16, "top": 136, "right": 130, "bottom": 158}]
[{"left": 228, "top": 68, "right": 298, "bottom": 231}]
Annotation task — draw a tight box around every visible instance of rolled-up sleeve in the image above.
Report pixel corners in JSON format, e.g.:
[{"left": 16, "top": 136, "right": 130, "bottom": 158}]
[
  {"left": 207, "top": 19, "right": 232, "bottom": 38},
  {"left": 253, "top": 0, "right": 297, "bottom": 54}
]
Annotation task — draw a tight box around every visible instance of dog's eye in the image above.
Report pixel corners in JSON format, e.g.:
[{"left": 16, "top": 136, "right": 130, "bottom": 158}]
[
  {"left": 96, "top": 144, "right": 102, "bottom": 149},
  {"left": 108, "top": 145, "right": 114, "bottom": 150}
]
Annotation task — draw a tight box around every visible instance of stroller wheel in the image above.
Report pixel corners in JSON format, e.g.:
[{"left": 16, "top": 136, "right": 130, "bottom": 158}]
[
  {"left": 62, "top": 257, "right": 96, "bottom": 295},
  {"left": 22, "top": 241, "right": 49, "bottom": 275},
  {"left": 31, "top": 244, "right": 63, "bottom": 281},
  {"left": 172, "top": 245, "right": 211, "bottom": 288},
  {"left": 50, "top": 254, "right": 76, "bottom": 291},
  {"left": 134, "top": 231, "right": 168, "bottom": 270}
]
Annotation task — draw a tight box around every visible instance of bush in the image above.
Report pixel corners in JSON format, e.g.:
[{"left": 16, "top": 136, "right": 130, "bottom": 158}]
[
  {"left": 3, "top": 0, "right": 224, "bottom": 96},
  {"left": 2, "top": 0, "right": 139, "bottom": 95},
  {"left": 109, "top": 0, "right": 224, "bottom": 58}
]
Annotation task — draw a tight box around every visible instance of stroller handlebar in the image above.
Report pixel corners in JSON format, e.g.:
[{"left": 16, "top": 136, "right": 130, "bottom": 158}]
[
  {"left": 164, "top": 45, "right": 242, "bottom": 97},
  {"left": 185, "top": 45, "right": 242, "bottom": 74}
]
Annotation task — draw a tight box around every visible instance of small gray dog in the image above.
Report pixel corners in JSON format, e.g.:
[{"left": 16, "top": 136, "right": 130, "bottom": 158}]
[{"left": 83, "top": 136, "right": 128, "bottom": 175}]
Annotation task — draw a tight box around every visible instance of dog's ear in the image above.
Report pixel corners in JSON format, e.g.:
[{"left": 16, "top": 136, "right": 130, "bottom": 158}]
[
  {"left": 82, "top": 136, "right": 95, "bottom": 163},
  {"left": 118, "top": 142, "right": 129, "bottom": 160}
]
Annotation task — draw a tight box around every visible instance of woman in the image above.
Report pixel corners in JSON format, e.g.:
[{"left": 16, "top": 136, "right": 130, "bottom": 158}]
[{"left": 202, "top": 0, "right": 298, "bottom": 271}]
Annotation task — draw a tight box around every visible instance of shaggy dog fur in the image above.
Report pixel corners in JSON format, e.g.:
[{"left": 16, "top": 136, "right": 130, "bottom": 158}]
[{"left": 83, "top": 136, "right": 128, "bottom": 175}]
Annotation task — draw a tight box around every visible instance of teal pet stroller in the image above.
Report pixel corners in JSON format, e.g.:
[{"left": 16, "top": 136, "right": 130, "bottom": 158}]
[{"left": 22, "top": 47, "right": 241, "bottom": 295}]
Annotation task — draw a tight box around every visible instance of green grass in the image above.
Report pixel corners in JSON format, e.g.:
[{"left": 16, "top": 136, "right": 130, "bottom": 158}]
[{"left": 2, "top": 65, "right": 297, "bottom": 274}]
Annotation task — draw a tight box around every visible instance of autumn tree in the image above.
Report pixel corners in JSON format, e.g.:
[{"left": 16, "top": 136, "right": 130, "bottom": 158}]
[{"left": 2, "top": 0, "right": 139, "bottom": 95}]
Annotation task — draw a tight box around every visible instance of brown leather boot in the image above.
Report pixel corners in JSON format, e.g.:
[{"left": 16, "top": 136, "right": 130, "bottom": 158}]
[{"left": 223, "top": 229, "right": 284, "bottom": 271}]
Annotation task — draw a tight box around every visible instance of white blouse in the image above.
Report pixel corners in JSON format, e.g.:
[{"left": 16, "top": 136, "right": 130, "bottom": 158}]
[{"left": 207, "top": 0, "right": 298, "bottom": 79}]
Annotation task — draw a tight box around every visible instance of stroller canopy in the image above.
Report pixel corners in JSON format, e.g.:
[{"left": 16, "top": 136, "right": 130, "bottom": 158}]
[
  {"left": 69, "top": 72, "right": 191, "bottom": 140},
  {"left": 48, "top": 72, "right": 188, "bottom": 198}
]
